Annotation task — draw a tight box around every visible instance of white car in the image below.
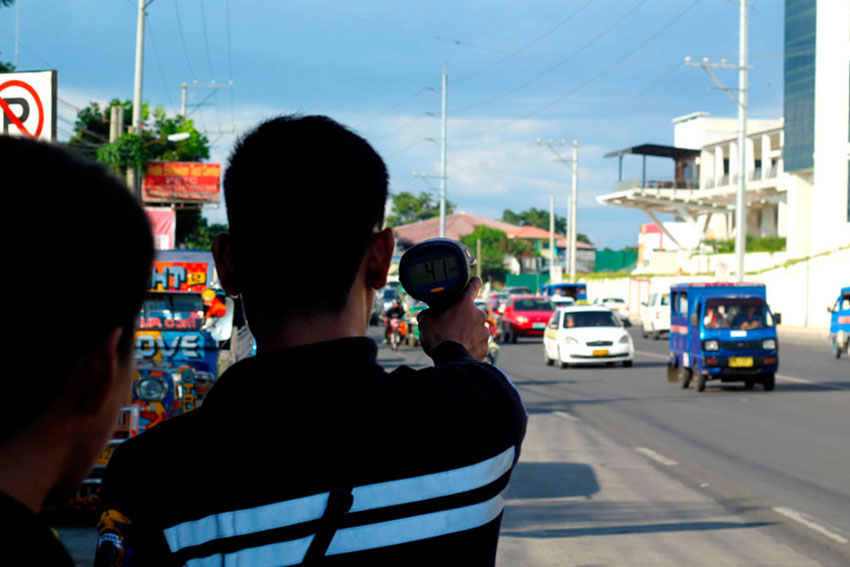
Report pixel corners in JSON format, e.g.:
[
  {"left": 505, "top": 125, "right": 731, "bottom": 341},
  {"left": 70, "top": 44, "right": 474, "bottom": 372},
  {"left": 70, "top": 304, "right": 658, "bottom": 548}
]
[
  {"left": 543, "top": 306, "right": 634, "bottom": 368},
  {"left": 551, "top": 296, "right": 576, "bottom": 308},
  {"left": 640, "top": 292, "right": 670, "bottom": 340},
  {"left": 593, "top": 297, "right": 630, "bottom": 324}
]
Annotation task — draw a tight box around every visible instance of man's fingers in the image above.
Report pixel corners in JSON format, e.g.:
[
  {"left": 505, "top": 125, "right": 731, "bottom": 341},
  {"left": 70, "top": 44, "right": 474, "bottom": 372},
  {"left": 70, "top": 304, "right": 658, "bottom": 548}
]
[{"left": 464, "top": 277, "right": 483, "bottom": 301}]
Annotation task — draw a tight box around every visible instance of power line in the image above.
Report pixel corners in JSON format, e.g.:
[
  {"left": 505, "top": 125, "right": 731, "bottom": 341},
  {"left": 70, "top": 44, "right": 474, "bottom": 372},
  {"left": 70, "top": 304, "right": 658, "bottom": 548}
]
[
  {"left": 454, "top": 0, "right": 596, "bottom": 84},
  {"left": 173, "top": 0, "right": 197, "bottom": 80},
  {"left": 454, "top": 0, "right": 649, "bottom": 114},
  {"left": 198, "top": 0, "right": 217, "bottom": 80},
  {"left": 355, "top": 88, "right": 429, "bottom": 128},
  {"left": 456, "top": 0, "right": 701, "bottom": 140},
  {"left": 146, "top": 18, "right": 179, "bottom": 115},
  {"left": 225, "top": 0, "right": 236, "bottom": 125}
]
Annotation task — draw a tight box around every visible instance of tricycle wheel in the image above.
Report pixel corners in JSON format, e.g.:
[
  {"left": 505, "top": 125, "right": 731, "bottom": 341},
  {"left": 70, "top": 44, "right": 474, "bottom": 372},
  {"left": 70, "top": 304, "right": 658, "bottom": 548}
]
[
  {"left": 744, "top": 379, "right": 754, "bottom": 390},
  {"left": 762, "top": 373, "right": 776, "bottom": 391},
  {"left": 543, "top": 346, "right": 554, "bottom": 366},
  {"left": 558, "top": 348, "right": 568, "bottom": 369},
  {"left": 833, "top": 338, "right": 842, "bottom": 359},
  {"left": 678, "top": 365, "right": 692, "bottom": 389},
  {"left": 696, "top": 372, "right": 706, "bottom": 392}
]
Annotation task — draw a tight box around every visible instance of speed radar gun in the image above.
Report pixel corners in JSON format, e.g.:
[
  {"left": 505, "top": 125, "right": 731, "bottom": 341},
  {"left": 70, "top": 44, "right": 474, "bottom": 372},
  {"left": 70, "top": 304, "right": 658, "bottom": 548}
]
[{"left": 398, "top": 238, "right": 477, "bottom": 310}]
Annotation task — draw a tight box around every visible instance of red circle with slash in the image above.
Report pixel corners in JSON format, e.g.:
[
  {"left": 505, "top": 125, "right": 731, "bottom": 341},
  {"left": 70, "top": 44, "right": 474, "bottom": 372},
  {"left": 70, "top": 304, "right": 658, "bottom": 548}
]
[{"left": 0, "top": 79, "right": 45, "bottom": 139}]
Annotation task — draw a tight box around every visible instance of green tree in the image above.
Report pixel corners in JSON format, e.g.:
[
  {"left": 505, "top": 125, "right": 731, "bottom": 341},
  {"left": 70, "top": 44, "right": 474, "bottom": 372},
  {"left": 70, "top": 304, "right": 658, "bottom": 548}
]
[
  {"left": 500, "top": 207, "right": 593, "bottom": 245},
  {"left": 460, "top": 225, "right": 532, "bottom": 283},
  {"left": 67, "top": 99, "right": 217, "bottom": 249},
  {"left": 176, "top": 211, "right": 228, "bottom": 250},
  {"left": 386, "top": 191, "right": 455, "bottom": 227}
]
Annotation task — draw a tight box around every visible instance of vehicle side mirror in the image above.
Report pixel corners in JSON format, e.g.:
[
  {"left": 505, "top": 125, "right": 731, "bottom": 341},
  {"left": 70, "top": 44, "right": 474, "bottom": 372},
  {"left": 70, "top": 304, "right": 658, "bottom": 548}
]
[
  {"left": 641, "top": 301, "right": 647, "bottom": 307},
  {"left": 690, "top": 313, "right": 698, "bottom": 327},
  {"left": 774, "top": 313, "right": 782, "bottom": 325},
  {"left": 827, "top": 306, "right": 833, "bottom": 313}
]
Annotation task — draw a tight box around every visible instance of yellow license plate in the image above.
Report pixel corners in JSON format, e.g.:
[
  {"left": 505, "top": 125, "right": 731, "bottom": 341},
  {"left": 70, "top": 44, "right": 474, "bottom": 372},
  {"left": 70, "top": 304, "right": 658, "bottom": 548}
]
[
  {"left": 95, "top": 444, "right": 116, "bottom": 466},
  {"left": 592, "top": 349, "right": 609, "bottom": 356},
  {"left": 729, "top": 357, "right": 753, "bottom": 368}
]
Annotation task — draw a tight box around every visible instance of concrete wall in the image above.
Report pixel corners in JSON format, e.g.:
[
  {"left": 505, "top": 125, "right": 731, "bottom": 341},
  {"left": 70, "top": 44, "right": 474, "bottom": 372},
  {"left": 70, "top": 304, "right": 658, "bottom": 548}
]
[{"left": 581, "top": 247, "right": 848, "bottom": 329}]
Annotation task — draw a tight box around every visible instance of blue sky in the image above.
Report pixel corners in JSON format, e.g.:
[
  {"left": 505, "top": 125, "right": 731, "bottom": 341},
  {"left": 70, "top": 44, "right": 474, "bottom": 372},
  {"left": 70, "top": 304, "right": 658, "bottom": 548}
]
[{"left": 1, "top": 0, "right": 785, "bottom": 248}]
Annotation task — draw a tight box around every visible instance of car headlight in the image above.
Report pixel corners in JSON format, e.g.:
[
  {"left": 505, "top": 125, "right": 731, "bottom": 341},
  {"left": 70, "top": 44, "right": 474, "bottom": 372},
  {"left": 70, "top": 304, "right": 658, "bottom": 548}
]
[
  {"left": 516, "top": 316, "right": 528, "bottom": 324},
  {"left": 704, "top": 340, "right": 719, "bottom": 351},
  {"left": 762, "top": 339, "right": 776, "bottom": 350},
  {"left": 136, "top": 376, "right": 169, "bottom": 401},
  {"left": 618, "top": 334, "right": 631, "bottom": 344},
  {"left": 562, "top": 336, "right": 577, "bottom": 344}
]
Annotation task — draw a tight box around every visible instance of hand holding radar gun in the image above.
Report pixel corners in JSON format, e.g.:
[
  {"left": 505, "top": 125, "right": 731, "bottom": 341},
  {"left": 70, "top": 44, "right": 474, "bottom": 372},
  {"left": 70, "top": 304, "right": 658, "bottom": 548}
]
[{"left": 399, "top": 239, "right": 490, "bottom": 360}]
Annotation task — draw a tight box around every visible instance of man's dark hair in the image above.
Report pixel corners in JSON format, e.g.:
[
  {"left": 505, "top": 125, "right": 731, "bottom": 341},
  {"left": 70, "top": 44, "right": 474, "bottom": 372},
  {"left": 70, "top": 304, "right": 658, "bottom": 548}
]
[
  {"left": 1, "top": 135, "right": 154, "bottom": 439},
  {"left": 224, "top": 115, "right": 388, "bottom": 321}
]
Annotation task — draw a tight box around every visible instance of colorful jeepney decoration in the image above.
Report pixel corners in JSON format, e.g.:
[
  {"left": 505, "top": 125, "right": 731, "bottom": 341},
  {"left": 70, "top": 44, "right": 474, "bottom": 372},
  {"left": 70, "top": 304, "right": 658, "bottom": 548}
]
[{"left": 64, "top": 250, "right": 252, "bottom": 511}]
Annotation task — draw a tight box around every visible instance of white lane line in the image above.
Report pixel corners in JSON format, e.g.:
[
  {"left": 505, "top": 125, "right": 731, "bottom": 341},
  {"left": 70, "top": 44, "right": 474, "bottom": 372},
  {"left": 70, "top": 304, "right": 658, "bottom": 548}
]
[
  {"left": 634, "top": 447, "right": 678, "bottom": 466},
  {"left": 634, "top": 350, "right": 669, "bottom": 360},
  {"left": 553, "top": 411, "right": 582, "bottom": 422},
  {"left": 773, "top": 506, "right": 849, "bottom": 544},
  {"left": 776, "top": 375, "right": 813, "bottom": 385}
]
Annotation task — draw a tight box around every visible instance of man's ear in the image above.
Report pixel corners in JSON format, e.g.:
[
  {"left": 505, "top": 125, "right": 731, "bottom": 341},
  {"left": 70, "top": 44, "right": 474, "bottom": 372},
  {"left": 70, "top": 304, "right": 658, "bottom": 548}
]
[
  {"left": 365, "top": 228, "right": 394, "bottom": 291},
  {"left": 66, "top": 328, "right": 125, "bottom": 417},
  {"left": 212, "top": 233, "right": 242, "bottom": 297}
]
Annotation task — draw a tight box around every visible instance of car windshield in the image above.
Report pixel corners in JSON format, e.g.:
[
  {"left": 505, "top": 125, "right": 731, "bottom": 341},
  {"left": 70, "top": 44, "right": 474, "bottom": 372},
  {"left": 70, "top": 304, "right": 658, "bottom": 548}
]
[
  {"left": 514, "top": 299, "right": 554, "bottom": 311},
  {"left": 140, "top": 293, "right": 204, "bottom": 329},
  {"left": 704, "top": 298, "right": 774, "bottom": 330},
  {"left": 660, "top": 294, "right": 669, "bottom": 306},
  {"left": 564, "top": 310, "right": 620, "bottom": 327},
  {"left": 382, "top": 288, "right": 398, "bottom": 300}
]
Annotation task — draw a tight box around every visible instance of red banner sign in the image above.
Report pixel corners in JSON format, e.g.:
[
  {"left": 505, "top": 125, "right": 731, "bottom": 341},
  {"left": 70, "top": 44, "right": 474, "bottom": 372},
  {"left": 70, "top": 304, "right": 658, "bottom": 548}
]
[{"left": 143, "top": 162, "right": 221, "bottom": 204}]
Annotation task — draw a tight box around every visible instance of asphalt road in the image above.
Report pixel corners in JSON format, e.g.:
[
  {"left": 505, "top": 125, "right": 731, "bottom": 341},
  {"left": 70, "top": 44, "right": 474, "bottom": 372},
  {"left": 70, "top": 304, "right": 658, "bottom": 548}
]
[{"left": 56, "top": 327, "right": 849, "bottom": 566}]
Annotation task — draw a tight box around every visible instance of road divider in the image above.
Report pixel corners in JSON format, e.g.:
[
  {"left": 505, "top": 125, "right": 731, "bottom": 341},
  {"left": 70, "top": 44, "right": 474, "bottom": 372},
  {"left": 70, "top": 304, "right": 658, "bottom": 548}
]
[
  {"left": 773, "top": 506, "right": 849, "bottom": 544},
  {"left": 553, "top": 411, "right": 582, "bottom": 422},
  {"left": 634, "top": 447, "right": 678, "bottom": 466}
]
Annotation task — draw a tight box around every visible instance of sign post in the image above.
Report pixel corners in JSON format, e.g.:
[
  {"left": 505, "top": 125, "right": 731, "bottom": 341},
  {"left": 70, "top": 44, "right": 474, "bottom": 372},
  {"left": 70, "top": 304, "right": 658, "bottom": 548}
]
[{"left": 0, "top": 70, "right": 57, "bottom": 142}]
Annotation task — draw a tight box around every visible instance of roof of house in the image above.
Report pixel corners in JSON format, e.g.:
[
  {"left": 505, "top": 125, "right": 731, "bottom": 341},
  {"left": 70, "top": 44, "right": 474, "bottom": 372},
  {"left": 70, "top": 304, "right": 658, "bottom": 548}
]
[
  {"left": 392, "top": 212, "right": 596, "bottom": 249},
  {"left": 556, "top": 237, "right": 596, "bottom": 250},
  {"left": 392, "top": 213, "right": 520, "bottom": 244}
]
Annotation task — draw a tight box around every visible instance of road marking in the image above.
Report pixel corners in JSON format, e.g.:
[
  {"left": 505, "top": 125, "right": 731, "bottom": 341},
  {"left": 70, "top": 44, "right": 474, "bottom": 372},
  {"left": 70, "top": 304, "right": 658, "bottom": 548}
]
[
  {"left": 776, "top": 374, "right": 813, "bottom": 385},
  {"left": 634, "top": 350, "right": 669, "bottom": 360},
  {"left": 773, "top": 507, "right": 849, "bottom": 544},
  {"left": 553, "top": 411, "right": 582, "bottom": 422},
  {"left": 634, "top": 447, "right": 678, "bottom": 466}
]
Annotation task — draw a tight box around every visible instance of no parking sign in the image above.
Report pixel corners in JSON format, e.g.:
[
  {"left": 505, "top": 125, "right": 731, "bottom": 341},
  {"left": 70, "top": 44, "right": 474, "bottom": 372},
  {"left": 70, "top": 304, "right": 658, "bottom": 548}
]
[{"left": 0, "top": 70, "right": 57, "bottom": 142}]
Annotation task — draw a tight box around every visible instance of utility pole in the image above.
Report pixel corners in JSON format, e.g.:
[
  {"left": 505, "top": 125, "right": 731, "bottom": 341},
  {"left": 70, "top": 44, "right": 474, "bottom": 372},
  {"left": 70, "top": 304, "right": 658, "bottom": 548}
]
[
  {"left": 129, "top": 0, "right": 151, "bottom": 198},
  {"left": 538, "top": 138, "right": 580, "bottom": 282},
  {"left": 14, "top": 0, "right": 20, "bottom": 68},
  {"left": 180, "top": 81, "right": 234, "bottom": 117},
  {"left": 109, "top": 105, "right": 124, "bottom": 143},
  {"left": 549, "top": 194, "right": 555, "bottom": 276},
  {"left": 686, "top": 0, "right": 749, "bottom": 281},
  {"left": 439, "top": 61, "right": 448, "bottom": 238},
  {"left": 570, "top": 140, "right": 579, "bottom": 283}
]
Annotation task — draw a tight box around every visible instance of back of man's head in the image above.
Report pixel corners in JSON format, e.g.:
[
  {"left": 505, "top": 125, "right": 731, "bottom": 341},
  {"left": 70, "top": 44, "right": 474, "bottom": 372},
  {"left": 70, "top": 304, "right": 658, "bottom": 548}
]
[
  {"left": 224, "top": 115, "right": 388, "bottom": 322},
  {"left": 1, "top": 136, "right": 154, "bottom": 440}
]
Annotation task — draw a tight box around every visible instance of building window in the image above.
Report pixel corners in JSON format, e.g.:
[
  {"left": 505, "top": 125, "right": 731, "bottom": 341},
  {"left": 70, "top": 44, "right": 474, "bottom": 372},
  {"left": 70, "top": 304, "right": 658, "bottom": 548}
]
[{"left": 784, "top": 0, "right": 816, "bottom": 172}]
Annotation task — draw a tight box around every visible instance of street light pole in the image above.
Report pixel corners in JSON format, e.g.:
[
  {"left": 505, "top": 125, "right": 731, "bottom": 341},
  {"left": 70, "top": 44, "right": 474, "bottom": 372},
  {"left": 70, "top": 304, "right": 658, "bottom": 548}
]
[
  {"left": 538, "top": 138, "right": 580, "bottom": 282},
  {"left": 685, "top": 0, "right": 749, "bottom": 281},
  {"left": 735, "top": 0, "right": 748, "bottom": 282},
  {"left": 130, "top": 0, "right": 149, "bottom": 198},
  {"left": 439, "top": 61, "right": 448, "bottom": 238}
]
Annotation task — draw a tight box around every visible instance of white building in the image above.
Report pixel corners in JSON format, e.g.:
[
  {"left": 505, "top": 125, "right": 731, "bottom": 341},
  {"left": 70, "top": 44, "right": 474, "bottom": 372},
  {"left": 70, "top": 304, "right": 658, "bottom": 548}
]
[{"left": 597, "top": 0, "right": 849, "bottom": 262}]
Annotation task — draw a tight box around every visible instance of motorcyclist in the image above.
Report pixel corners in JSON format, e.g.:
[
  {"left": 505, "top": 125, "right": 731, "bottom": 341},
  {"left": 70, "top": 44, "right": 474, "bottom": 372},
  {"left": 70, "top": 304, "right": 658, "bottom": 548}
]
[{"left": 384, "top": 299, "right": 405, "bottom": 341}]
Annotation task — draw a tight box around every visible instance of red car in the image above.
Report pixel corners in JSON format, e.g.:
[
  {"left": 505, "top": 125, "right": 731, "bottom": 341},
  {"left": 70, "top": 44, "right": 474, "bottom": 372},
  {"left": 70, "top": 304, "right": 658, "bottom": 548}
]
[{"left": 500, "top": 295, "right": 555, "bottom": 343}]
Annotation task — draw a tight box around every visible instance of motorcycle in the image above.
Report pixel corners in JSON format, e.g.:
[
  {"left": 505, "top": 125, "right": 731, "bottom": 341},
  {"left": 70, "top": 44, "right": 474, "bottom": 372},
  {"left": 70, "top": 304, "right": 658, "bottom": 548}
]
[{"left": 386, "top": 316, "right": 408, "bottom": 351}]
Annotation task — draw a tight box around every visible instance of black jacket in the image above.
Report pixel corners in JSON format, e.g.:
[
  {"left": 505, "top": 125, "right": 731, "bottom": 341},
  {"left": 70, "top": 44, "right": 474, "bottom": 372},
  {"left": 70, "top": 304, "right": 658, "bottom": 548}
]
[
  {"left": 0, "top": 491, "right": 74, "bottom": 566},
  {"left": 96, "top": 337, "right": 526, "bottom": 566}
]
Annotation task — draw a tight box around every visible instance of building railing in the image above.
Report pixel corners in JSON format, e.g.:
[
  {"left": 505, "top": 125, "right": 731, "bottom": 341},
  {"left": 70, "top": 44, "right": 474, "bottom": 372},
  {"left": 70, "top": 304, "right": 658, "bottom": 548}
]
[{"left": 614, "top": 179, "right": 699, "bottom": 191}]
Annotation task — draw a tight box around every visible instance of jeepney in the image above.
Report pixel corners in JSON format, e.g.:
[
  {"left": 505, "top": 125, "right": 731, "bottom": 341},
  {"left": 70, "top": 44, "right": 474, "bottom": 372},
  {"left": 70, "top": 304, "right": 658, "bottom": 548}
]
[{"left": 667, "top": 283, "right": 780, "bottom": 392}]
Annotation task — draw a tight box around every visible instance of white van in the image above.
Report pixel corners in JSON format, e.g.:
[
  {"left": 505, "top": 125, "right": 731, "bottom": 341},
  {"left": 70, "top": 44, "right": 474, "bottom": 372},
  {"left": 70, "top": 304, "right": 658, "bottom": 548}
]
[{"left": 640, "top": 292, "right": 670, "bottom": 339}]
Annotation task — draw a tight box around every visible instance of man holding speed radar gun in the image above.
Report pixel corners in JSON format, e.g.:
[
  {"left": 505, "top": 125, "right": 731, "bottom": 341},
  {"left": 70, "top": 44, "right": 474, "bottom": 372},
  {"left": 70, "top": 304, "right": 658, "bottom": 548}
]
[{"left": 96, "top": 115, "right": 526, "bottom": 566}]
